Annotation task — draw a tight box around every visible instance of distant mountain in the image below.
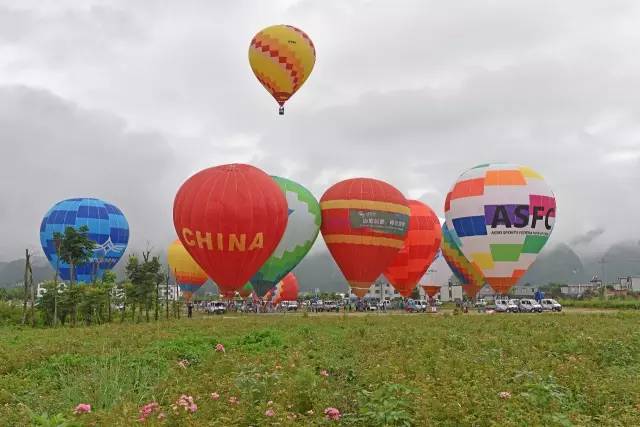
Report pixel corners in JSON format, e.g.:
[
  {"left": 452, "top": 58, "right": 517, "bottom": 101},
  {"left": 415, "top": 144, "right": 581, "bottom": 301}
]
[
  {"left": 0, "top": 257, "right": 56, "bottom": 288},
  {"left": 3, "top": 241, "right": 639, "bottom": 291},
  {"left": 582, "top": 241, "right": 640, "bottom": 283},
  {"left": 520, "top": 243, "right": 585, "bottom": 286}
]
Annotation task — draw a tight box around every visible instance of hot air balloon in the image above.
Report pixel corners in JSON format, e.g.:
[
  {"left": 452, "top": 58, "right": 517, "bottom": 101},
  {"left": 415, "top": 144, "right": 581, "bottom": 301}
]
[
  {"left": 421, "top": 284, "right": 441, "bottom": 298},
  {"left": 273, "top": 272, "right": 299, "bottom": 304},
  {"left": 384, "top": 200, "right": 442, "bottom": 297},
  {"left": 250, "top": 176, "right": 321, "bottom": 297},
  {"left": 40, "top": 198, "right": 129, "bottom": 283},
  {"left": 248, "top": 24, "right": 316, "bottom": 115},
  {"left": 173, "top": 164, "right": 288, "bottom": 294},
  {"left": 444, "top": 163, "right": 556, "bottom": 295},
  {"left": 320, "top": 178, "right": 410, "bottom": 298},
  {"left": 441, "top": 222, "right": 485, "bottom": 299},
  {"left": 167, "top": 239, "right": 209, "bottom": 302},
  {"left": 238, "top": 283, "right": 254, "bottom": 298}
]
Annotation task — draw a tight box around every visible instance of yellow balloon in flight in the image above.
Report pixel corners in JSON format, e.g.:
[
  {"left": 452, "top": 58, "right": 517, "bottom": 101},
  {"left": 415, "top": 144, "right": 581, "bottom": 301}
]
[{"left": 248, "top": 24, "right": 316, "bottom": 115}]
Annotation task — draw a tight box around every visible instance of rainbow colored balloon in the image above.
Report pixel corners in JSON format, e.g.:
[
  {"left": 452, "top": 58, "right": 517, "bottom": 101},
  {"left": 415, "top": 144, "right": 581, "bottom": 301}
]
[
  {"left": 440, "top": 223, "right": 485, "bottom": 297},
  {"left": 444, "top": 163, "right": 556, "bottom": 295}
]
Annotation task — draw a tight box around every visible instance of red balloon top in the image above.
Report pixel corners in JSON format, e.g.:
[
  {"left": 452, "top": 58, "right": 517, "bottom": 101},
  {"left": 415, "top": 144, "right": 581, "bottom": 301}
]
[
  {"left": 320, "top": 178, "right": 409, "bottom": 298},
  {"left": 384, "top": 200, "right": 442, "bottom": 297},
  {"left": 173, "top": 164, "right": 288, "bottom": 292},
  {"left": 274, "top": 272, "right": 299, "bottom": 303}
]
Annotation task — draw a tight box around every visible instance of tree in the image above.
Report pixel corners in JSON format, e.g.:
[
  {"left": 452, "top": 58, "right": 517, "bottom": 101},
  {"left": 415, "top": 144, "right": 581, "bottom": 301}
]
[
  {"left": 54, "top": 225, "right": 96, "bottom": 327},
  {"left": 125, "top": 252, "right": 163, "bottom": 322}
]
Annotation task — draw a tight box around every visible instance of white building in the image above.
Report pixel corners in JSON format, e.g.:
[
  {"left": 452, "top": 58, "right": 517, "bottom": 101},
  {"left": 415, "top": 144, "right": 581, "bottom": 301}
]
[
  {"left": 618, "top": 276, "right": 640, "bottom": 292},
  {"left": 560, "top": 283, "right": 598, "bottom": 297}
]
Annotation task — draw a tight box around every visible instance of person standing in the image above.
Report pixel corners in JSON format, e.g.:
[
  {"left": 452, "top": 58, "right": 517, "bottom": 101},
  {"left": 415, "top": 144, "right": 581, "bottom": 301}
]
[{"left": 187, "top": 302, "right": 193, "bottom": 318}]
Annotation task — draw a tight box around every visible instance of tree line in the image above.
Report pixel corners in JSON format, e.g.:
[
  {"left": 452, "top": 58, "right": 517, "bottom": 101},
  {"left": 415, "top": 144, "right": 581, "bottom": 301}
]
[{"left": 1, "top": 226, "right": 183, "bottom": 327}]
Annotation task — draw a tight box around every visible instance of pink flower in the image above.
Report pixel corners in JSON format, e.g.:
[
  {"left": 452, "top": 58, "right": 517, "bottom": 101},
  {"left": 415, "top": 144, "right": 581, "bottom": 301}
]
[
  {"left": 73, "top": 403, "right": 91, "bottom": 414},
  {"left": 324, "top": 407, "right": 341, "bottom": 421},
  {"left": 176, "top": 395, "right": 198, "bottom": 413},
  {"left": 320, "top": 370, "right": 329, "bottom": 377},
  {"left": 215, "top": 343, "right": 226, "bottom": 353},
  {"left": 265, "top": 409, "right": 275, "bottom": 417},
  {"left": 211, "top": 392, "right": 220, "bottom": 400},
  {"left": 499, "top": 391, "right": 512, "bottom": 400},
  {"left": 177, "top": 359, "right": 190, "bottom": 369},
  {"left": 138, "top": 401, "right": 160, "bottom": 422},
  {"left": 228, "top": 396, "right": 239, "bottom": 405}
]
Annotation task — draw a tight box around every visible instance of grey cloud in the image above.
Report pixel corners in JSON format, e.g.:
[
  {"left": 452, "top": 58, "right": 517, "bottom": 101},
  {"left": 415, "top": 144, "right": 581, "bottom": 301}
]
[
  {"left": 1, "top": 0, "right": 640, "bottom": 262},
  {"left": 571, "top": 228, "right": 605, "bottom": 246}
]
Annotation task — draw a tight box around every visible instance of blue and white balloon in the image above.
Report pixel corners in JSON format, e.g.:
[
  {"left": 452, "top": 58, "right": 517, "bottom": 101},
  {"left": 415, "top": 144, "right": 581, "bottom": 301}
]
[{"left": 39, "top": 198, "right": 129, "bottom": 283}]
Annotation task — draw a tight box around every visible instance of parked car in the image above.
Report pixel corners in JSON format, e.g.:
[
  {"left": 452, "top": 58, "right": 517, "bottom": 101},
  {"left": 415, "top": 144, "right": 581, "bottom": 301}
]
[
  {"left": 207, "top": 301, "right": 227, "bottom": 315},
  {"left": 311, "top": 300, "right": 324, "bottom": 311},
  {"left": 474, "top": 298, "right": 487, "bottom": 308},
  {"left": 323, "top": 301, "right": 340, "bottom": 312},
  {"left": 365, "top": 301, "right": 379, "bottom": 311},
  {"left": 494, "top": 298, "right": 510, "bottom": 313},
  {"left": 507, "top": 299, "right": 519, "bottom": 312},
  {"left": 406, "top": 299, "right": 426, "bottom": 313},
  {"left": 280, "top": 301, "right": 299, "bottom": 311},
  {"left": 518, "top": 298, "right": 543, "bottom": 313},
  {"left": 540, "top": 298, "right": 562, "bottom": 312}
]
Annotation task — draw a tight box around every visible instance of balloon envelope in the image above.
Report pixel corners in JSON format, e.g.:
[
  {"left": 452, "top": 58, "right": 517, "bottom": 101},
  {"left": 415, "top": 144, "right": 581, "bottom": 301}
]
[
  {"left": 238, "top": 283, "right": 254, "bottom": 298},
  {"left": 421, "top": 284, "right": 441, "bottom": 298},
  {"left": 320, "top": 178, "right": 409, "bottom": 298},
  {"left": 384, "top": 200, "right": 442, "bottom": 297},
  {"left": 167, "top": 239, "right": 208, "bottom": 302},
  {"left": 444, "top": 163, "right": 556, "bottom": 294},
  {"left": 440, "top": 222, "right": 485, "bottom": 295},
  {"left": 40, "top": 198, "right": 129, "bottom": 283},
  {"left": 273, "top": 272, "right": 299, "bottom": 303},
  {"left": 251, "top": 176, "right": 321, "bottom": 297},
  {"left": 173, "top": 164, "right": 288, "bottom": 293},
  {"left": 249, "top": 24, "right": 315, "bottom": 112}
]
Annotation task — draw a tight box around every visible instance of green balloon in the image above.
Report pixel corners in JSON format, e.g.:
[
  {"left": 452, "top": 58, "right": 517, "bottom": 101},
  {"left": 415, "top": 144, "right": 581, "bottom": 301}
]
[{"left": 250, "top": 176, "right": 321, "bottom": 296}]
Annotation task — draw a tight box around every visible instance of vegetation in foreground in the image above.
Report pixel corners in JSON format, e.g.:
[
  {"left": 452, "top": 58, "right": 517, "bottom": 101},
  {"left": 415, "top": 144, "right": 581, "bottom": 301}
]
[{"left": 2, "top": 311, "right": 640, "bottom": 426}]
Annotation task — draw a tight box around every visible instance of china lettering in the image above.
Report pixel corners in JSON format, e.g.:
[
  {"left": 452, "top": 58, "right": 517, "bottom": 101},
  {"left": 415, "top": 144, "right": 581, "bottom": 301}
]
[
  {"left": 181, "top": 228, "right": 264, "bottom": 251},
  {"left": 489, "top": 205, "right": 555, "bottom": 230}
]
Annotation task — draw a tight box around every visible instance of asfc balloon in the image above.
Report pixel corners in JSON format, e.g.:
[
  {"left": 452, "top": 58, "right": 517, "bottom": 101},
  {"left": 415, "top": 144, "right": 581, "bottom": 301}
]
[
  {"left": 238, "top": 283, "right": 254, "bottom": 298},
  {"left": 249, "top": 24, "right": 316, "bottom": 115},
  {"left": 440, "top": 223, "right": 485, "bottom": 298},
  {"left": 384, "top": 201, "right": 442, "bottom": 298},
  {"left": 173, "top": 164, "right": 288, "bottom": 293},
  {"left": 167, "top": 239, "right": 208, "bottom": 302},
  {"left": 251, "top": 176, "right": 321, "bottom": 297},
  {"left": 444, "top": 163, "right": 556, "bottom": 294},
  {"left": 273, "top": 272, "right": 299, "bottom": 303},
  {"left": 320, "top": 178, "right": 410, "bottom": 298},
  {"left": 40, "top": 198, "right": 129, "bottom": 283}
]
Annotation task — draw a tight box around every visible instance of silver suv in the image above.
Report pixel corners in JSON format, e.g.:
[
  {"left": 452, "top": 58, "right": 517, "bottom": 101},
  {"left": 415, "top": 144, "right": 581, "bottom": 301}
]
[
  {"left": 540, "top": 299, "right": 562, "bottom": 312},
  {"left": 518, "top": 298, "right": 542, "bottom": 313}
]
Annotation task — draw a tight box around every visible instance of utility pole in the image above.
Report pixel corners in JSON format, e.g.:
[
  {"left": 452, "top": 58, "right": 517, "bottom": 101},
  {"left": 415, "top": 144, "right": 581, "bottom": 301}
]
[{"left": 21, "top": 249, "right": 31, "bottom": 325}]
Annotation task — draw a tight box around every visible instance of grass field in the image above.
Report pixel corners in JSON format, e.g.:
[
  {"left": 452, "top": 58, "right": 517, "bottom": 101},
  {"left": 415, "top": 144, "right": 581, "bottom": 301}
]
[{"left": 2, "top": 310, "right": 640, "bottom": 426}]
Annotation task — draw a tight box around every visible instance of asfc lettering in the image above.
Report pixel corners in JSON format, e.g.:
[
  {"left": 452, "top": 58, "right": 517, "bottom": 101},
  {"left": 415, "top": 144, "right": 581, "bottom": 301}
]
[
  {"left": 182, "top": 228, "right": 264, "bottom": 251},
  {"left": 490, "top": 205, "right": 555, "bottom": 230}
]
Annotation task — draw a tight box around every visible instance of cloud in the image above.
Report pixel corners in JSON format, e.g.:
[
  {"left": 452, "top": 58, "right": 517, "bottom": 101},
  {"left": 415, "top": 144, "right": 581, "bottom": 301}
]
[
  {"left": 571, "top": 228, "right": 605, "bottom": 246},
  {"left": 2, "top": 0, "right": 640, "bottom": 262}
]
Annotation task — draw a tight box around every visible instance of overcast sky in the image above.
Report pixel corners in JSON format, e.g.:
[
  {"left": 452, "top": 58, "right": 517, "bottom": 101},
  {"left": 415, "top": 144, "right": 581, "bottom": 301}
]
[{"left": 1, "top": 0, "right": 640, "bottom": 261}]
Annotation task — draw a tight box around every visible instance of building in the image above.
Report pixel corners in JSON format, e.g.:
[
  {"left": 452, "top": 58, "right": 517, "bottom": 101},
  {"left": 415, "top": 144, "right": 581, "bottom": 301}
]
[
  {"left": 560, "top": 283, "right": 598, "bottom": 297},
  {"left": 351, "top": 280, "right": 401, "bottom": 300},
  {"left": 618, "top": 276, "right": 640, "bottom": 292}
]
